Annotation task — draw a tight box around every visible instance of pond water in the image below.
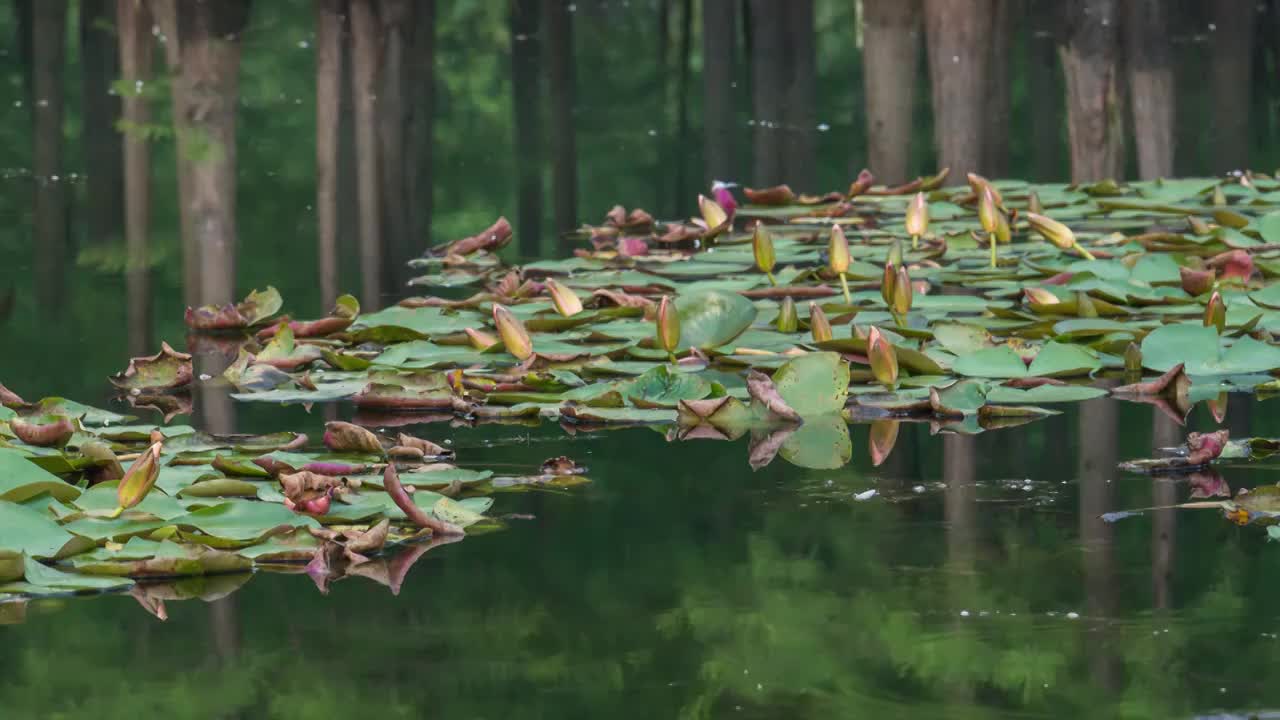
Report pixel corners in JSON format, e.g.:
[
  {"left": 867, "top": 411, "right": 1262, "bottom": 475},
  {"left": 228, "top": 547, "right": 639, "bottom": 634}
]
[{"left": 4, "top": 2, "right": 1280, "bottom": 719}]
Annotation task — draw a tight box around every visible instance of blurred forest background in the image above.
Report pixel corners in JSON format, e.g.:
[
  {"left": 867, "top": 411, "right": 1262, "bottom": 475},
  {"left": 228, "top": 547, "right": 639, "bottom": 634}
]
[{"left": 2, "top": 0, "right": 1280, "bottom": 398}]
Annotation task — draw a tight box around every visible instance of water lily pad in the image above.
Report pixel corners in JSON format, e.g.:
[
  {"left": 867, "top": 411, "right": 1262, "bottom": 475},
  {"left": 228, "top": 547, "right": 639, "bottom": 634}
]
[{"left": 674, "top": 289, "right": 757, "bottom": 350}]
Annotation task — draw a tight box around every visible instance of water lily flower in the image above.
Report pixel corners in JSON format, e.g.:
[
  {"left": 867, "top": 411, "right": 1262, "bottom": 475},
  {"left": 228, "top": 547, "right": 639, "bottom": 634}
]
[
  {"left": 115, "top": 440, "right": 162, "bottom": 515},
  {"left": 492, "top": 303, "right": 534, "bottom": 361},
  {"left": 545, "top": 278, "right": 583, "bottom": 317},
  {"left": 656, "top": 295, "right": 681, "bottom": 358},
  {"left": 711, "top": 180, "right": 738, "bottom": 218},
  {"left": 1204, "top": 290, "right": 1226, "bottom": 333},
  {"left": 828, "top": 224, "right": 851, "bottom": 303},
  {"left": 1024, "top": 211, "right": 1096, "bottom": 261},
  {"left": 698, "top": 194, "right": 730, "bottom": 240},
  {"left": 905, "top": 192, "right": 929, "bottom": 250},
  {"left": 776, "top": 296, "right": 799, "bottom": 332},
  {"left": 753, "top": 223, "right": 777, "bottom": 285},
  {"left": 808, "top": 303, "right": 832, "bottom": 343},
  {"left": 867, "top": 326, "right": 899, "bottom": 390}
]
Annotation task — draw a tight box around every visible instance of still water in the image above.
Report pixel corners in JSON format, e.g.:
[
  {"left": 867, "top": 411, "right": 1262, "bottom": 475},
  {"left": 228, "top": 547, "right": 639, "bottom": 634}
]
[{"left": 4, "top": 1, "right": 1280, "bottom": 718}]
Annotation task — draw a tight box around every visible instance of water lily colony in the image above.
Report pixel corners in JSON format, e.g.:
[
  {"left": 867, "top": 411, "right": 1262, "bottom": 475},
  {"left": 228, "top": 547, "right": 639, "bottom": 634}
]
[{"left": 5, "top": 168, "right": 1280, "bottom": 609}]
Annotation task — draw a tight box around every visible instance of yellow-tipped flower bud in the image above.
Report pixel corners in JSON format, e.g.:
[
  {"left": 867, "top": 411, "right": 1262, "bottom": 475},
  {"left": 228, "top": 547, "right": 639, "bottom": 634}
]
[
  {"left": 545, "top": 278, "right": 583, "bottom": 317},
  {"left": 978, "top": 185, "right": 999, "bottom": 234},
  {"left": 892, "top": 265, "right": 913, "bottom": 315},
  {"left": 776, "top": 296, "right": 799, "bottom": 332},
  {"left": 1027, "top": 190, "right": 1044, "bottom": 215},
  {"left": 905, "top": 192, "right": 929, "bottom": 238},
  {"left": 492, "top": 303, "right": 534, "bottom": 361},
  {"left": 117, "top": 440, "right": 163, "bottom": 511},
  {"left": 867, "top": 326, "right": 899, "bottom": 390},
  {"left": 752, "top": 223, "right": 776, "bottom": 276},
  {"left": 808, "top": 303, "right": 832, "bottom": 343},
  {"left": 828, "top": 224, "right": 850, "bottom": 275},
  {"left": 464, "top": 327, "right": 499, "bottom": 350},
  {"left": 1024, "top": 212, "right": 1075, "bottom": 251},
  {"left": 1023, "top": 287, "right": 1061, "bottom": 305},
  {"left": 656, "top": 295, "right": 681, "bottom": 353},
  {"left": 1204, "top": 290, "right": 1226, "bottom": 333},
  {"left": 699, "top": 194, "right": 728, "bottom": 230}
]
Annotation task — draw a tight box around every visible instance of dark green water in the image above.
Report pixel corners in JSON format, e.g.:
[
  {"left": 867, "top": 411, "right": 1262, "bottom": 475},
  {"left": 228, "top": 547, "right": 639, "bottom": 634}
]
[{"left": 4, "top": 3, "right": 1280, "bottom": 718}]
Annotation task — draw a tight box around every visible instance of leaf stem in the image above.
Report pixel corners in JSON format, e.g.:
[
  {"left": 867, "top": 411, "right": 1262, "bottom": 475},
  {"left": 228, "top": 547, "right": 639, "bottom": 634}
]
[
  {"left": 989, "top": 232, "right": 998, "bottom": 268},
  {"left": 1074, "top": 242, "right": 1096, "bottom": 261},
  {"left": 766, "top": 271, "right": 777, "bottom": 287},
  {"left": 838, "top": 273, "right": 851, "bottom": 304}
]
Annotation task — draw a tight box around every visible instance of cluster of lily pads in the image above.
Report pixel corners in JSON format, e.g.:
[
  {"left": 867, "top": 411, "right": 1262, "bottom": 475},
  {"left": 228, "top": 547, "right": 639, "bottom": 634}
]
[{"left": 0, "top": 382, "right": 587, "bottom": 610}]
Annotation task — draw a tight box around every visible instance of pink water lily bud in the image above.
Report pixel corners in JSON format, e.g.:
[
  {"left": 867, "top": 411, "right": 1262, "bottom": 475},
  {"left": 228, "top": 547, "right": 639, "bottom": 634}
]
[
  {"left": 711, "top": 181, "right": 738, "bottom": 218},
  {"left": 1204, "top": 291, "right": 1226, "bottom": 333},
  {"left": 869, "top": 419, "right": 900, "bottom": 467},
  {"left": 492, "top": 303, "right": 534, "bottom": 361},
  {"left": 464, "top": 327, "right": 499, "bottom": 350},
  {"left": 545, "top": 279, "right": 583, "bottom": 317},
  {"left": 867, "top": 326, "right": 899, "bottom": 390},
  {"left": 117, "top": 440, "right": 163, "bottom": 511},
  {"left": 905, "top": 192, "right": 929, "bottom": 238},
  {"left": 1023, "top": 287, "right": 1061, "bottom": 305},
  {"left": 978, "top": 185, "right": 1000, "bottom": 234},
  {"left": 656, "top": 295, "right": 681, "bottom": 354},
  {"left": 892, "top": 265, "right": 913, "bottom": 316}
]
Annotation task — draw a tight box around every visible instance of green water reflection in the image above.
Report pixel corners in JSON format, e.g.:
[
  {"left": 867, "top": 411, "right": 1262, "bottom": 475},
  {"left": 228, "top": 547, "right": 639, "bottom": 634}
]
[{"left": 4, "top": 401, "right": 1280, "bottom": 719}]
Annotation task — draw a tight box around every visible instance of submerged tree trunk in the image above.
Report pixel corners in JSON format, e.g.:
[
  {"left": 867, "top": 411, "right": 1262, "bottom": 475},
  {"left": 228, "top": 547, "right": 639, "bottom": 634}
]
[
  {"left": 173, "top": 1, "right": 251, "bottom": 308},
  {"left": 923, "top": 0, "right": 993, "bottom": 181},
  {"left": 379, "top": 0, "right": 412, "bottom": 290},
  {"left": 316, "top": 0, "right": 344, "bottom": 307},
  {"left": 350, "top": 0, "right": 383, "bottom": 307},
  {"left": 406, "top": 1, "right": 436, "bottom": 247},
  {"left": 119, "top": 0, "right": 153, "bottom": 356},
  {"left": 781, "top": 0, "right": 815, "bottom": 191},
  {"left": 748, "top": 0, "right": 784, "bottom": 186},
  {"left": 81, "top": 0, "right": 123, "bottom": 245},
  {"left": 1209, "top": 0, "right": 1254, "bottom": 172},
  {"left": 1078, "top": 399, "right": 1121, "bottom": 694},
  {"left": 544, "top": 0, "right": 577, "bottom": 238},
  {"left": 1150, "top": 413, "right": 1181, "bottom": 610},
  {"left": 32, "top": 0, "right": 67, "bottom": 316},
  {"left": 1124, "top": 0, "right": 1174, "bottom": 179},
  {"left": 510, "top": 0, "right": 543, "bottom": 257},
  {"left": 862, "top": 0, "right": 921, "bottom": 184},
  {"left": 702, "top": 0, "right": 736, "bottom": 185},
  {"left": 1058, "top": 0, "right": 1124, "bottom": 182}
]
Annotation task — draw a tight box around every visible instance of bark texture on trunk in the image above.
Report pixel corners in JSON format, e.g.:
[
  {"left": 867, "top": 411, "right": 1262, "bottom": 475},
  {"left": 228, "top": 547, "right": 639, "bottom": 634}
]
[
  {"left": 862, "top": 0, "right": 921, "bottom": 184},
  {"left": 81, "top": 0, "right": 124, "bottom": 244},
  {"left": 33, "top": 0, "right": 67, "bottom": 316},
  {"left": 316, "top": 0, "right": 345, "bottom": 307},
  {"left": 350, "top": 0, "right": 384, "bottom": 307},
  {"left": 781, "top": 0, "right": 815, "bottom": 191},
  {"left": 407, "top": 1, "right": 436, "bottom": 247},
  {"left": 748, "top": 0, "right": 783, "bottom": 186},
  {"left": 923, "top": 0, "right": 994, "bottom": 181},
  {"left": 545, "top": 0, "right": 577, "bottom": 237},
  {"left": 511, "top": 0, "right": 543, "bottom": 257},
  {"left": 173, "top": 0, "right": 251, "bottom": 308},
  {"left": 1209, "top": 0, "right": 1254, "bottom": 172},
  {"left": 1027, "top": 0, "right": 1062, "bottom": 180},
  {"left": 379, "top": 0, "right": 412, "bottom": 289},
  {"left": 701, "top": 0, "right": 736, "bottom": 185},
  {"left": 119, "top": 0, "right": 154, "bottom": 356},
  {"left": 673, "top": 0, "right": 693, "bottom": 210},
  {"left": 1058, "top": 0, "right": 1125, "bottom": 182},
  {"left": 983, "top": 0, "right": 1012, "bottom": 176},
  {"left": 1124, "top": 0, "right": 1174, "bottom": 179}
]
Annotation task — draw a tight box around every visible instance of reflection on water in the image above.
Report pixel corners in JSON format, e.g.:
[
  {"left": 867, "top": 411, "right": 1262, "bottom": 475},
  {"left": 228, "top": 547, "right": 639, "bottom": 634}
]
[{"left": 4, "top": 1, "right": 1280, "bottom": 717}]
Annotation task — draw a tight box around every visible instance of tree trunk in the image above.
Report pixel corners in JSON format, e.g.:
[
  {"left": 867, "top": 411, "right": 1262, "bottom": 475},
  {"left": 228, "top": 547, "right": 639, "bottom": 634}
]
[
  {"left": 510, "top": 0, "right": 543, "bottom": 257},
  {"left": 81, "top": 0, "right": 123, "bottom": 245},
  {"left": 315, "top": 0, "right": 344, "bottom": 307},
  {"left": 32, "top": 0, "right": 67, "bottom": 317},
  {"left": 1209, "top": 0, "right": 1254, "bottom": 172},
  {"left": 1027, "top": 0, "right": 1062, "bottom": 180},
  {"left": 781, "top": 0, "right": 815, "bottom": 191},
  {"left": 862, "top": 0, "right": 921, "bottom": 184},
  {"left": 1058, "top": 0, "right": 1124, "bottom": 182},
  {"left": 673, "top": 0, "right": 693, "bottom": 210},
  {"left": 379, "top": 0, "right": 412, "bottom": 290},
  {"left": 1124, "top": 0, "right": 1174, "bottom": 179},
  {"left": 748, "top": 0, "right": 783, "bottom": 186},
  {"left": 544, "top": 0, "right": 577, "bottom": 238},
  {"left": 350, "top": 0, "right": 383, "bottom": 307},
  {"left": 173, "top": 1, "right": 250, "bottom": 308},
  {"left": 406, "top": 1, "right": 436, "bottom": 247},
  {"left": 15, "top": 0, "right": 33, "bottom": 107},
  {"left": 923, "top": 0, "right": 993, "bottom": 181},
  {"left": 149, "top": 0, "right": 197, "bottom": 306},
  {"left": 983, "top": 0, "right": 1012, "bottom": 176},
  {"left": 702, "top": 0, "right": 736, "bottom": 185},
  {"left": 119, "top": 0, "right": 153, "bottom": 356}
]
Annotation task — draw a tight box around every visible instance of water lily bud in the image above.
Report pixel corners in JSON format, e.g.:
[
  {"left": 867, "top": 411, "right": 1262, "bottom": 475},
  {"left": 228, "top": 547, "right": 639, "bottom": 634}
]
[
  {"left": 544, "top": 278, "right": 583, "bottom": 317},
  {"left": 905, "top": 192, "right": 929, "bottom": 238},
  {"left": 710, "top": 180, "right": 737, "bottom": 217},
  {"left": 699, "top": 194, "right": 728, "bottom": 230},
  {"left": 967, "top": 172, "right": 1003, "bottom": 206},
  {"left": 492, "top": 303, "right": 534, "bottom": 361},
  {"left": 867, "top": 326, "right": 899, "bottom": 390},
  {"left": 1212, "top": 185, "right": 1226, "bottom": 207},
  {"left": 995, "top": 207, "right": 1012, "bottom": 244},
  {"left": 1187, "top": 216, "right": 1213, "bottom": 236},
  {"left": 1023, "top": 287, "right": 1060, "bottom": 305},
  {"left": 117, "top": 440, "right": 162, "bottom": 511},
  {"left": 1204, "top": 290, "right": 1226, "bottom": 333},
  {"left": 1027, "top": 190, "right": 1044, "bottom": 215},
  {"left": 881, "top": 261, "right": 896, "bottom": 307},
  {"left": 1124, "top": 342, "right": 1143, "bottom": 375},
  {"left": 978, "top": 185, "right": 999, "bottom": 234},
  {"left": 868, "top": 419, "right": 900, "bottom": 467},
  {"left": 828, "top": 225, "right": 850, "bottom": 274},
  {"left": 1024, "top": 212, "right": 1075, "bottom": 251},
  {"left": 776, "top": 296, "right": 799, "bottom": 332},
  {"left": 892, "top": 265, "right": 913, "bottom": 315},
  {"left": 752, "top": 223, "right": 776, "bottom": 275},
  {"left": 464, "top": 327, "right": 499, "bottom": 350},
  {"left": 1076, "top": 291, "right": 1098, "bottom": 319},
  {"left": 656, "top": 295, "right": 681, "bottom": 353},
  {"left": 808, "top": 303, "right": 832, "bottom": 342}
]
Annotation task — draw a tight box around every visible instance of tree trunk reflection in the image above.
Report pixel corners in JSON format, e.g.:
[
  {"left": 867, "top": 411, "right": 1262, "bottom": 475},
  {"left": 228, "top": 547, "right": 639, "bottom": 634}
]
[{"left": 32, "top": 0, "right": 67, "bottom": 318}]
